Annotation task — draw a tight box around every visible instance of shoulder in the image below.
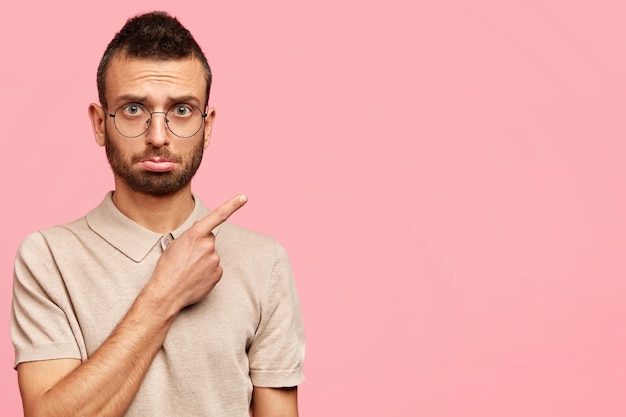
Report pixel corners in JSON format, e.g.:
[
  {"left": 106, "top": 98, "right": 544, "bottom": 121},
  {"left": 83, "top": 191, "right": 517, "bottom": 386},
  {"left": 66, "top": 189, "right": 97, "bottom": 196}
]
[
  {"left": 215, "top": 222, "right": 291, "bottom": 274},
  {"left": 217, "top": 222, "right": 287, "bottom": 255},
  {"left": 29, "top": 217, "right": 88, "bottom": 245},
  {"left": 16, "top": 217, "right": 89, "bottom": 261}
]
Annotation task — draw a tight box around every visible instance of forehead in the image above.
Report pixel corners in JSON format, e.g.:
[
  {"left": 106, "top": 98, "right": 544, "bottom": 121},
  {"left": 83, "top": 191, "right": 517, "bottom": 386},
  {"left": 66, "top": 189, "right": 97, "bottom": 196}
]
[{"left": 105, "top": 56, "right": 207, "bottom": 106}]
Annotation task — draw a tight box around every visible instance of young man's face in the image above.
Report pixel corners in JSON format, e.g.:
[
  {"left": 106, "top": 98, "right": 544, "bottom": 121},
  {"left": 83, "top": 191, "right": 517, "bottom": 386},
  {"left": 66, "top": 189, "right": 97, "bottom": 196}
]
[{"left": 96, "top": 55, "right": 214, "bottom": 196}]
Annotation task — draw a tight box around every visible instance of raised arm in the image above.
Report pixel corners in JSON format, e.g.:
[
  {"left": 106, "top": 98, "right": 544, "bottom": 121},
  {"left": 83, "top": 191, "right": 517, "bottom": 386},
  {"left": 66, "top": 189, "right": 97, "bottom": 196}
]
[{"left": 17, "top": 195, "right": 247, "bottom": 417}]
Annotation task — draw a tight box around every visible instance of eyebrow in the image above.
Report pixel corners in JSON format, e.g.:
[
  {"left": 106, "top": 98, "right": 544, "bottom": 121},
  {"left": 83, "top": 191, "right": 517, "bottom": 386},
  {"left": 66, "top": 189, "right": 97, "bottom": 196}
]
[
  {"left": 113, "top": 94, "right": 203, "bottom": 107},
  {"left": 114, "top": 94, "right": 147, "bottom": 104}
]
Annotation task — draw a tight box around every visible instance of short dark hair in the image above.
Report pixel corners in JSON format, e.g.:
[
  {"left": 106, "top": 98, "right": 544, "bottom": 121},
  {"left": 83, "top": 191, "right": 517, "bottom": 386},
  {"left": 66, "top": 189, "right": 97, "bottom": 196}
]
[{"left": 97, "top": 11, "right": 212, "bottom": 109}]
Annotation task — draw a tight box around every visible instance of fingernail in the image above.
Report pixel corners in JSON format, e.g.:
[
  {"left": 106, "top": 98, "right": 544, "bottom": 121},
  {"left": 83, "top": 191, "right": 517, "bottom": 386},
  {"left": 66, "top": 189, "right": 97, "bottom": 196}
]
[{"left": 240, "top": 194, "right": 248, "bottom": 203}]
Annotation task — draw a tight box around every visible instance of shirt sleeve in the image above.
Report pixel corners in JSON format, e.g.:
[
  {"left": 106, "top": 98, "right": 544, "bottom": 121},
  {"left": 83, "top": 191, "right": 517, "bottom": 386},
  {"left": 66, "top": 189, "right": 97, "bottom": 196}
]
[
  {"left": 11, "top": 231, "right": 82, "bottom": 369},
  {"left": 248, "top": 241, "right": 305, "bottom": 387}
]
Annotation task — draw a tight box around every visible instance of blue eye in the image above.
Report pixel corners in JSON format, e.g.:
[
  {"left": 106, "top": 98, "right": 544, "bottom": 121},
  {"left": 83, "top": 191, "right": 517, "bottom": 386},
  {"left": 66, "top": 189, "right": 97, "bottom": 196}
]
[
  {"left": 172, "top": 105, "right": 192, "bottom": 117},
  {"left": 123, "top": 104, "right": 144, "bottom": 116}
]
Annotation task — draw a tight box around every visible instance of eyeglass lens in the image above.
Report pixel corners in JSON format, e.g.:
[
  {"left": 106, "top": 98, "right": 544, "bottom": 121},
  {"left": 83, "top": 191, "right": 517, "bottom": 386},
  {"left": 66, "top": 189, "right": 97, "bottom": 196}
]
[{"left": 112, "top": 103, "right": 204, "bottom": 138}]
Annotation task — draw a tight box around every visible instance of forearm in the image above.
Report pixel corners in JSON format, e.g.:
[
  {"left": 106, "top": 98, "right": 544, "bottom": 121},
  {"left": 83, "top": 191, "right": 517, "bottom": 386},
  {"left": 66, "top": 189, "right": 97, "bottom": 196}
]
[
  {"left": 19, "top": 196, "right": 246, "bottom": 417},
  {"left": 25, "top": 287, "right": 177, "bottom": 417},
  {"left": 251, "top": 387, "right": 299, "bottom": 417}
]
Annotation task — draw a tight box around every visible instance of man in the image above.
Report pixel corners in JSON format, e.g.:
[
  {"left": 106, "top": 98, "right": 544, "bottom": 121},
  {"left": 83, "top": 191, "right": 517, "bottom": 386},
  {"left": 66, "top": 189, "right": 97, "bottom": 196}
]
[{"left": 11, "top": 11, "right": 305, "bottom": 417}]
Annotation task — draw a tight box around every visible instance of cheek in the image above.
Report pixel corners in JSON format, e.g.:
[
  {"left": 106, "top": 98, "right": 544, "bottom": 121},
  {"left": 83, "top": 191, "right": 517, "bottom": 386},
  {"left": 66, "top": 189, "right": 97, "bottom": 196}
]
[{"left": 105, "top": 130, "right": 134, "bottom": 161}]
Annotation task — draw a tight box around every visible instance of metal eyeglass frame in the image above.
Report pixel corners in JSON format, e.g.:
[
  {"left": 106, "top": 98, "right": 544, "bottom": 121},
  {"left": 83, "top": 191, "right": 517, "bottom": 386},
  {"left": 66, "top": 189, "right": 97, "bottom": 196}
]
[{"left": 107, "top": 103, "right": 208, "bottom": 138}]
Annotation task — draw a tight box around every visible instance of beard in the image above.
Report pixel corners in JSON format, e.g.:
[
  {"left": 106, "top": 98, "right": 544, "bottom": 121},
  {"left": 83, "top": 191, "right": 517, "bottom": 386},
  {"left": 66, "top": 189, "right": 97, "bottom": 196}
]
[{"left": 104, "top": 128, "right": 205, "bottom": 196}]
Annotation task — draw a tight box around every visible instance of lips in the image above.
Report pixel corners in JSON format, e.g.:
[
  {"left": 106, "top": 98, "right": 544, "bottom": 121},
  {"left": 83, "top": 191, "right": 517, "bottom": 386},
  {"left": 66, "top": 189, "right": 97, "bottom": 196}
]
[{"left": 140, "top": 158, "right": 177, "bottom": 172}]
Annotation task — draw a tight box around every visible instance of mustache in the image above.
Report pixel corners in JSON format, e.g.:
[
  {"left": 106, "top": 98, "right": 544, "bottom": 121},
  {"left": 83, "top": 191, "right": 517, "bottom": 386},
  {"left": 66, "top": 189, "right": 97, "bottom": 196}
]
[{"left": 131, "top": 149, "right": 182, "bottom": 164}]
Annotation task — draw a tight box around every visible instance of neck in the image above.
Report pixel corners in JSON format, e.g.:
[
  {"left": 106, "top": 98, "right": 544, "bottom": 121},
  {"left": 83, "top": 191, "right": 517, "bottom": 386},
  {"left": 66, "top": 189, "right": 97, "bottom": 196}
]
[{"left": 111, "top": 182, "right": 195, "bottom": 233}]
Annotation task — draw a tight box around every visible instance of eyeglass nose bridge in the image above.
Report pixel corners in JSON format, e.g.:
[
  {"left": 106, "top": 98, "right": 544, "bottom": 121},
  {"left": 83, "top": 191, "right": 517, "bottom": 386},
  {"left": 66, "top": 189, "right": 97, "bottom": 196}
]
[{"left": 146, "top": 111, "right": 170, "bottom": 131}]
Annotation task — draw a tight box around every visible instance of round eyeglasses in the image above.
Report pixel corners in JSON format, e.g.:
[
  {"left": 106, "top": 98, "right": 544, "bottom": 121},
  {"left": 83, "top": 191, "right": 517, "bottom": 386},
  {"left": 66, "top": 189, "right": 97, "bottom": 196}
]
[{"left": 107, "top": 103, "right": 208, "bottom": 138}]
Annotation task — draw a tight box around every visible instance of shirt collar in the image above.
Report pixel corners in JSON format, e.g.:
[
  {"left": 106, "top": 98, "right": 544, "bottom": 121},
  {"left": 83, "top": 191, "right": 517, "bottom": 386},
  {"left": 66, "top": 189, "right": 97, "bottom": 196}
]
[{"left": 85, "top": 191, "right": 211, "bottom": 262}]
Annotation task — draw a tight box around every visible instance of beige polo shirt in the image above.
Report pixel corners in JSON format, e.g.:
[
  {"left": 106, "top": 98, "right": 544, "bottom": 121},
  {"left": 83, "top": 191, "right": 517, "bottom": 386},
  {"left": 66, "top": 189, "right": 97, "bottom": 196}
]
[{"left": 11, "top": 192, "right": 305, "bottom": 416}]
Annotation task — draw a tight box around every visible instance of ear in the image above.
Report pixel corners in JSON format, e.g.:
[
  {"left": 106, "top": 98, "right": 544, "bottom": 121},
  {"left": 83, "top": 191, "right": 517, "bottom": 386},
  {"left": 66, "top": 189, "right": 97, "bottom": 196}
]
[
  {"left": 88, "top": 103, "right": 107, "bottom": 146},
  {"left": 203, "top": 107, "right": 216, "bottom": 149}
]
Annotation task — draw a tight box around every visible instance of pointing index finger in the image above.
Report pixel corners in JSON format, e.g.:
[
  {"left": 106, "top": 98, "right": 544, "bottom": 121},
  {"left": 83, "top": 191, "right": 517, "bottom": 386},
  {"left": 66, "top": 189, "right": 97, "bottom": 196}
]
[{"left": 195, "top": 194, "right": 247, "bottom": 234}]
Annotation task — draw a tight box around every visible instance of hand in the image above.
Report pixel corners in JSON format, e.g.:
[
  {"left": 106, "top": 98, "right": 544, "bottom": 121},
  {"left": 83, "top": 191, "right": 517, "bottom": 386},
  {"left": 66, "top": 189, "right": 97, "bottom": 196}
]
[{"left": 148, "top": 194, "right": 247, "bottom": 311}]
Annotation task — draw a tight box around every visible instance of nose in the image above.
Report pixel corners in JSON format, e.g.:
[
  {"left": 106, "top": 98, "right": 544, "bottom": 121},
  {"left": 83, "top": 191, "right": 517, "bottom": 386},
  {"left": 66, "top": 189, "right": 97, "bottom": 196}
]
[{"left": 145, "top": 111, "right": 170, "bottom": 147}]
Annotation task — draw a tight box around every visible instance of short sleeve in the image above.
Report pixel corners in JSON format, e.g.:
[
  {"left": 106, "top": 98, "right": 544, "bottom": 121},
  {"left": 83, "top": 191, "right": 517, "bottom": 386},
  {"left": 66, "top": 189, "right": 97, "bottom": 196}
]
[
  {"left": 248, "top": 242, "right": 305, "bottom": 387},
  {"left": 11, "top": 232, "right": 82, "bottom": 369}
]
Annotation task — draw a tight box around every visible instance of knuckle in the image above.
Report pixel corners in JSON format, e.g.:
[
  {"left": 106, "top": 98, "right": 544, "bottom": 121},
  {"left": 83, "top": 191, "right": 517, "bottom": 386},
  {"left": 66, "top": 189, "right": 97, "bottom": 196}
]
[
  {"left": 209, "top": 251, "right": 220, "bottom": 265},
  {"left": 216, "top": 209, "right": 229, "bottom": 222},
  {"left": 211, "top": 265, "right": 223, "bottom": 282}
]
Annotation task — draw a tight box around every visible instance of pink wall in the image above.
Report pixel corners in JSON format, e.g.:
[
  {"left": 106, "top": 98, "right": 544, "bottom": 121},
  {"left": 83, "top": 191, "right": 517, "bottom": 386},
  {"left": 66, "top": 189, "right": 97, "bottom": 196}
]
[{"left": 1, "top": 1, "right": 625, "bottom": 415}]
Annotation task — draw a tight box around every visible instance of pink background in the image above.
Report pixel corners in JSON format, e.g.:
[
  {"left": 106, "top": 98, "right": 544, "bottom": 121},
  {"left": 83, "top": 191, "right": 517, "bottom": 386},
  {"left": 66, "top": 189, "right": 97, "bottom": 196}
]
[{"left": 1, "top": 1, "right": 625, "bottom": 416}]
